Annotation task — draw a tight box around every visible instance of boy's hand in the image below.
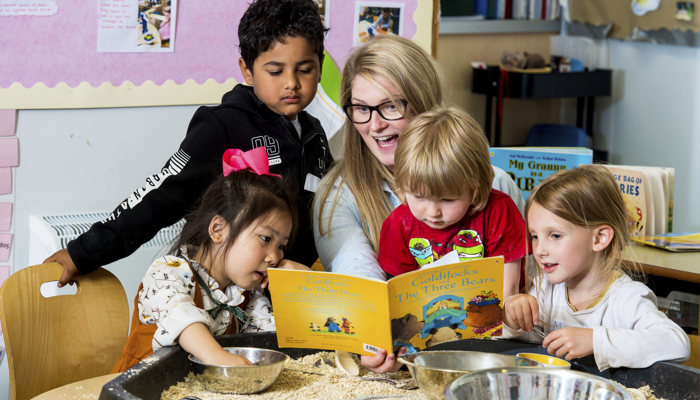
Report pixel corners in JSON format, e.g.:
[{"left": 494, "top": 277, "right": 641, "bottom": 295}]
[
  {"left": 44, "top": 249, "right": 79, "bottom": 287},
  {"left": 503, "top": 294, "right": 539, "bottom": 331},
  {"left": 261, "top": 259, "right": 310, "bottom": 289},
  {"left": 542, "top": 327, "right": 593, "bottom": 361}
]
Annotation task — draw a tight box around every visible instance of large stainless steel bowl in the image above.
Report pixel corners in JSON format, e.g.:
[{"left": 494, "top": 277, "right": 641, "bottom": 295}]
[
  {"left": 188, "top": 347, "right": 287, "bottom": 394},
  {"left": 445, "top": 367, "right": 632, "bottom": 400},
  {"left": 398, "top": 350, "right": 541, "bottom": 400}
]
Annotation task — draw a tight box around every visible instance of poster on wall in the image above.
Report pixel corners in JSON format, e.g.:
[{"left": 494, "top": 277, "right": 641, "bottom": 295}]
[{"left": 98, "top": 0, "right": 175, "bottom": 52}]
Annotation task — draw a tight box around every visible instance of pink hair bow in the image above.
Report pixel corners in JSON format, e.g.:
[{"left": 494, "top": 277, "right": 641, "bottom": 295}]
[{"left": 222, "top": 147, "right": 281, "bottom": 178}]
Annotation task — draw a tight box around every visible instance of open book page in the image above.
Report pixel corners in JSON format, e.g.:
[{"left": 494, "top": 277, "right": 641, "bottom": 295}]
[
  {"left": 386, "top": 256, "right": 504, "bottom": 352},
  {"left": 268, "top": 256, "right": 505, "bottom": 355},
  {"left": 268, "top": 269, "right": 392, "bottom": 355}
]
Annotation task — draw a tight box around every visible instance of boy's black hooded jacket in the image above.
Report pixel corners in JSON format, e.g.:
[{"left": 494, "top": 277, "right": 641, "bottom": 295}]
[{"left": 68, "top": 84, "right": 333, "bottom": 272}]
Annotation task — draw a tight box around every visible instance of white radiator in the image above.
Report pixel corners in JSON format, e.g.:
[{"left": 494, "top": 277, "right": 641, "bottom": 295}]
[
  {"left": 28, "top": 212, "right": 184, "bottom": 266},
  {"left": 27, "top": 213, "right": 185, "bottom": 317}
]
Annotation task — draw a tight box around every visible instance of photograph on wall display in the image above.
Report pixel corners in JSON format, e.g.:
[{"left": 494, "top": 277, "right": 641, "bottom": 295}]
[
  {"left": 676, "top": 2, "right": 695, "bottom": 21},
  {"left": 354, "top": 2, "right": 404, "bottom": 45},
  {"left": 138, "top": 0, "right": 173, "bottom": 48},
  {"left": 314, "top": 0, "right": 331, "bottom": 28},
  {"left": 98, "top": 0, "right": 176, "bottom": 52}
]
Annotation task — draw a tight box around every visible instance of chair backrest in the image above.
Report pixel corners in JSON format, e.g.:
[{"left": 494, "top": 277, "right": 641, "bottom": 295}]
[
  {"left": 526, "top": 123, "right": 591, "bottom": 148},
  {"left": 0, "top": 263, "right": 129, "bottom": 400}
]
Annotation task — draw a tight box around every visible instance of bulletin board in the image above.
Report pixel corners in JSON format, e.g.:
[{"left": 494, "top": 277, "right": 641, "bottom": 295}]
[
  {"left": 0, "top": 0, "right": 433, "bottom": 109},
  {"left": 568, "top": 0, "right": 700, "bottom": 45}
]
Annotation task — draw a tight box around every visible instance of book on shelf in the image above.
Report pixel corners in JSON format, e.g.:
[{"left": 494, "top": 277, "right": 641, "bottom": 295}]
[
  {"left": 489, "top": 146, "right": 593, "bottom": 200},
  {"left": 601, "top": 165, "right": 674, "bottom": 237},
  {"left": 268, "top": 255, "right": 505, "bottom": 356},
  {"left": 632, "top": 232, "right": 700, "bottom": 252}
]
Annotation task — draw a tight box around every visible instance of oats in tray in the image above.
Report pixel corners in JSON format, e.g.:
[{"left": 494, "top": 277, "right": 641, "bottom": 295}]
[{"left": 161, "top": 351, "right": 422, "bottom": 400}]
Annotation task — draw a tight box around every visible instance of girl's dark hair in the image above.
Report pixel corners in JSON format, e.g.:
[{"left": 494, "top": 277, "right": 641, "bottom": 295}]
[
  {"left": 238, "top": 0, "right": 327, "bottom": 71},
  {"left": 170, "top": 171, "right": 297, "bottom": 263}
]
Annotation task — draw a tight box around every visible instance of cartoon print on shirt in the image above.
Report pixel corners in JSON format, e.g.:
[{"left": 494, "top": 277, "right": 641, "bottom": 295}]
[
  {"left": 452, "top": 230, "right": 484, "bottom": 261},
  {"left": 408, "top": 230, "right": 485, "bottom": 267},
  {"left": 409, "top": 237, "right": 438, "bottom": 267}
]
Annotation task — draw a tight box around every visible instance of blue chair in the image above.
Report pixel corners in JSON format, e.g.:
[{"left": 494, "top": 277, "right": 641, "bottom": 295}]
[{"left": 525, "top": 124, "right": 592, "bottom": 148}]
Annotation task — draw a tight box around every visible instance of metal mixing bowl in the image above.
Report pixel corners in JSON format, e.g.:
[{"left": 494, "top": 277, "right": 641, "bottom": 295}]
[
  {"left": 445, "top": 367, "right": 632, "bottom": 400},
  {"left": 398, "top": 350, "right": 542, "bottom": 400},
  {"left": 188, "top": 347, "right": 287, "bottom": 394}
]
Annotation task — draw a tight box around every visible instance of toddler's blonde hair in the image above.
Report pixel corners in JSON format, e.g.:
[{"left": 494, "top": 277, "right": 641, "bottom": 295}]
[{"left": 394, "top": 105, "right": 494, "bottom": 213}]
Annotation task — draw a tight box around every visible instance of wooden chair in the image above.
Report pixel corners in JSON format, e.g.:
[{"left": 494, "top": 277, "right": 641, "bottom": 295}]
[{"left": 0, "top": 262, "right": 129, "bottom": 400}]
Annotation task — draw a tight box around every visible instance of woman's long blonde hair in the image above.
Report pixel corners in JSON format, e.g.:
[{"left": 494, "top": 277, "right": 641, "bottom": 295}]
[{"left": 314, "top": 35, "right": 445, "bottom": 251}]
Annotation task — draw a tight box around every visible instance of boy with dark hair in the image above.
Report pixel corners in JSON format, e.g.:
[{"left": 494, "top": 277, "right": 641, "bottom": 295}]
[{"left": 46, "top": 0, "right": 333, "bottom": 286}]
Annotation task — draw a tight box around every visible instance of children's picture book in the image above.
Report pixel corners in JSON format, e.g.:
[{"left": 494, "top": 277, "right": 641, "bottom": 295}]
[
  {"left": 601, "top": 165, "right": 675, "bottom": 236},
  {"left": 602, "top": 165, "right": 652, "bottom": 237},
  {"left": 268, "top": 256, "right": 505, "bottom": 356},
  {"left": 489, "top": 147, "right": 593, "bottom": 200},
  {"left": 632, "top": 232, "right": 700, "bottom": 252}
]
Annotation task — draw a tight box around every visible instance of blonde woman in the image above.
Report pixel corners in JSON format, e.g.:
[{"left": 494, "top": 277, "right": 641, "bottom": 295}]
[
  {"left": 314, "top": 35, "right": 523, "bottom": 281},
  {"left": 313, "top": 35, "right": 525, "bottom": 372}
]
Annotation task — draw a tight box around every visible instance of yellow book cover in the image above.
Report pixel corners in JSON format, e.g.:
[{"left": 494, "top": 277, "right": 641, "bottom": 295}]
[
  {"left": 632, "top": 232, "right": 700, "bottom": 252},
  {"left": 268, "top": 256, "right": 504, "bottom": 356}
]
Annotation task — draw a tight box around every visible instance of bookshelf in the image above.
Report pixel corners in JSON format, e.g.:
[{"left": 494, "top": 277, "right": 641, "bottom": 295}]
[
  {"left": 440, "top": 17, "right": 560, "bottom": 35},
  {"left": 471, "top": 66, "right": 611, "bottom": 148}
]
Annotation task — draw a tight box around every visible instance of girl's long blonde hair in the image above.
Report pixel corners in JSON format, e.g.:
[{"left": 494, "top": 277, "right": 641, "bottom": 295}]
[
  {"left": 525, "top": 164, "right": 639, "bottom": 282},
  {"left": 314, "top": 35, "right": 445, "bottom": 251}
]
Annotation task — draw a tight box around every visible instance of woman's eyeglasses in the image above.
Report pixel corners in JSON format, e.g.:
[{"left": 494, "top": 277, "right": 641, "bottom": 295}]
[{"left": 343, "top": 99, "right": 408, "bottom": 124}]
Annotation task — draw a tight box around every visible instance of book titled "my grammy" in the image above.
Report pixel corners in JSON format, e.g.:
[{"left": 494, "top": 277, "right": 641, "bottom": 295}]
[{"left": 267, "top": 256, "right": 505, "bottom": 356}]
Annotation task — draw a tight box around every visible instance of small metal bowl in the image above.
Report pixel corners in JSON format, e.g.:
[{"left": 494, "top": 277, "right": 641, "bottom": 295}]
[
  {"left": 445, "top": 367, "right": 632, "bottom": 400},
  {"left": 398, "top": 350, "right": 542, "bottom": 400},
  {"left": 188, "top": 347, "right": 287, "bottom": 394}
]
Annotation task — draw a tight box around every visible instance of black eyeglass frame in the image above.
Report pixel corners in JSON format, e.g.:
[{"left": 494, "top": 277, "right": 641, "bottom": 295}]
[{"left": 342, "top": 99, "right": 408, "bottom": 124}]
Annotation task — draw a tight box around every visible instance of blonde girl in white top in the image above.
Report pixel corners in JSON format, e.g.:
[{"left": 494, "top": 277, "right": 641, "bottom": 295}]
[{"left": 503, "top": 165, "right": 689, "bottom": 371}]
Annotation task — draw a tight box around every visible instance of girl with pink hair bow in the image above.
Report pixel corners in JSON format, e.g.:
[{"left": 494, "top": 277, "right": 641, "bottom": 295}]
[{"left": 113, "top": 148, "right": 309, "bottom": 371}]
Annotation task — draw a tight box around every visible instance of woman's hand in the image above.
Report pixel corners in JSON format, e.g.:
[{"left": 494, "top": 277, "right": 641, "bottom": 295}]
[
  {"left": 276, "top": 259, "right": 310, "bottom": 271},
  {"left": 503, "top": 294, "right": 539, "bottom": 331},
  {"left": 542, "top": 327, "right": 593, "bottom": 361},
  {"left": 261, "top": 259, "right": 310, "bottom": 288},
  {"left": 360, "top": 347, "right": 407, "bottom": 374},
  {"left": 44, "top": 249, "right": 79, "bottom": 287}
]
